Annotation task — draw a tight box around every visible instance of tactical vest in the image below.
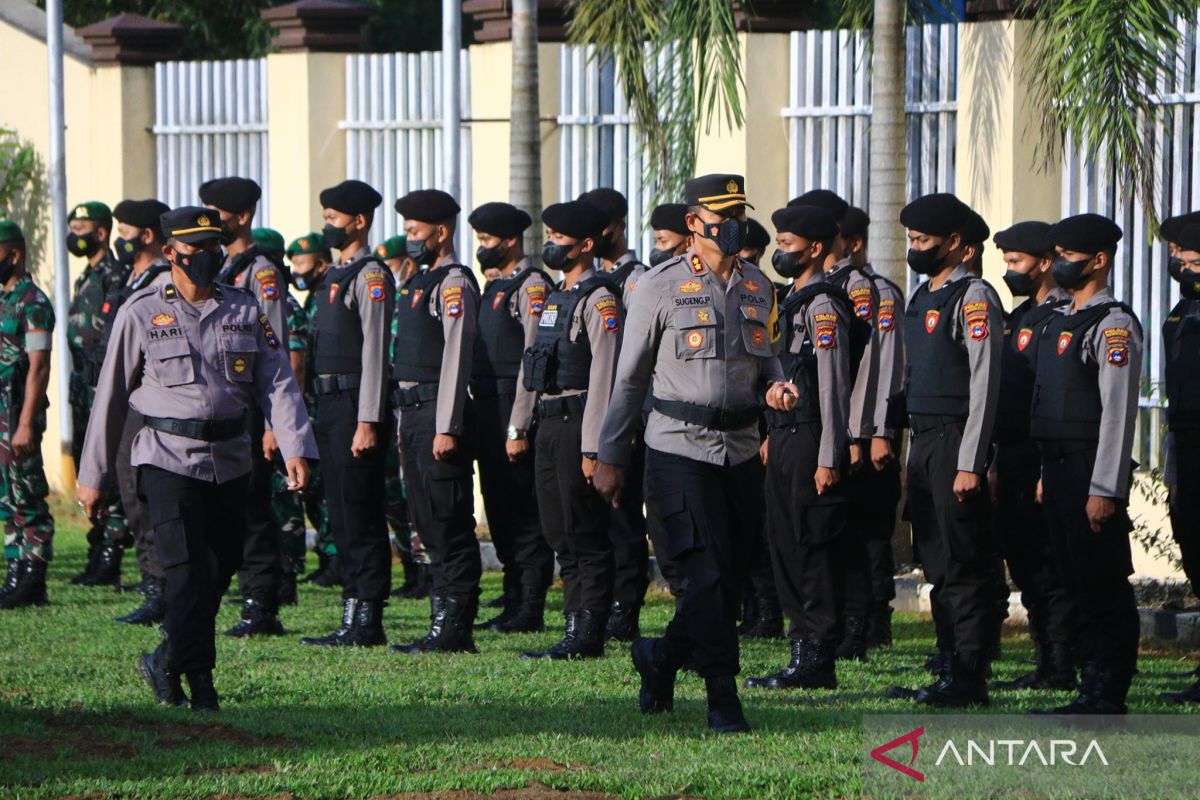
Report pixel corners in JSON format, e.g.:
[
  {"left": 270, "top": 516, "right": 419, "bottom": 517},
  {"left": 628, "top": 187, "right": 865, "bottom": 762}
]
[
  {"left": 994, "top": 297, "right": 1069, "bottom": 443},
  {"left": 779, "top": 283, "right": 867, "bottom": 424},
  {"left": 473, "top": 267, "right": 550, "bottom": 380},
  {"left": 1030, "top": 301, "right": 1132, "bottom": 442},
  {"left": 609, "top": 259, "right": 640, "bottom": 295},
  {"left": 1164, "top": 298, "right": 1200, "bottom": 432},
  {"left": 218, "top": 245, "right": 287, "bottom": 288},
  {"left": 97, "top": 263, "right": 171, "bottom": 349},
  {"left": 70, "top": 256, "right": 126, "bottom": 354},
  {"left": 903, "top": 277, "right": 977, "bottom": 418},
  {"left": 313, "top": 257, "right": 380, "bottom": 375},
  {"left": 522, "top": 275, "right": 615, "bottom": 394},
  {"left": 392, "top": 264, "right": 478, "bottom": 383}
]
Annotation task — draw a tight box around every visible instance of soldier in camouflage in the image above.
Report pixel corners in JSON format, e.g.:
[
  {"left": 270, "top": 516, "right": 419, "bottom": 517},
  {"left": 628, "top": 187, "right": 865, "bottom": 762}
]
[
  {"left": 65, "top": 201, "right": 131, "bottom": 588},
  {"left": 0, "top": 220, "right": 57, "bottom": 610}
]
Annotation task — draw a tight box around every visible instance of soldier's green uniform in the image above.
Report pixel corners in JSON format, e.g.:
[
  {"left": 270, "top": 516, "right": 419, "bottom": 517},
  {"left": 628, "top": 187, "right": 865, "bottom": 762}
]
[{"left": 271, "top": 290, "right": 311, "bottom": 577}]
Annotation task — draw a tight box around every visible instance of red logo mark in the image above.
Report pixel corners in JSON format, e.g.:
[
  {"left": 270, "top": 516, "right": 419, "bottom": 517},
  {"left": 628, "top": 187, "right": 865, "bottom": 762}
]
[{"left": 870, "top": 726, "right": 925, "bottom": 782}]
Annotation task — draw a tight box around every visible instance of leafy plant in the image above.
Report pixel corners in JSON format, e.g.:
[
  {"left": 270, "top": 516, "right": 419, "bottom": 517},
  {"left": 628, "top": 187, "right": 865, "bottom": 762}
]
[
  {"left": 1130, "top": 467, "right": 1181, "bottom": 571},
  {"left": 0, "top": 129, "right": 49, "bottom": 279}
]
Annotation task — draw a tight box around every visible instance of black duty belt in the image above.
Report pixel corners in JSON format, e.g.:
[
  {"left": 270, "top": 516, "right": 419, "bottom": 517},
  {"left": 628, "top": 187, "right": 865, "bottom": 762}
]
[
  {"left": 765, "top": 408, "right": 820, "bottom": 430},
  {"left": 394, "top": 382, "right": 440, "bottom": 408},
  {"left": 143, "top": 415, "right": 246, "bottom": 442},
  {"left": 535, "top": 393, "right": 587, "bottom": 419},
  {"left": 313, "top": 373, "right": 362, "bottom": 395},
  {"left": 1035, "top": 439, "right": 1099, "bottom": 460},
  {"left": 909, "top": 414, "right": 967, "bottom": 435},
  {"left": 470, "top": 377, "right": 519, "bottom": 398},
  {"left": 653, "top": 399, "right": 760, "bottom": 432}
]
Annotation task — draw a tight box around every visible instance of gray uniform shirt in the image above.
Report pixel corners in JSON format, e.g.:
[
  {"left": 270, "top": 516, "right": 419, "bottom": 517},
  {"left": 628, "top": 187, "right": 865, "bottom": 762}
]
[
  {"left": 786, "top": 271, "right": 851, "bottom": 469},
  {"left": 325, "top": 253, "right": 394, "bottom": 423},
  {"left": 826, "top": 259, "right": 882, "bottom": 440},
  {"left": 862, "top": 263, "right": 906, "bottom": 437},
  {"left": 223, "top": 249, "right": 289, "bottom": 348},
  {"left": 609, "top": 250, "right": 641, "bottom": 306},
  {"left": 504, "top": 257, "right": 552, "bottom": 431},
  {"left": 78, "top": 282, "right": 318, "bottom": 488},
  {"left": 598, "top": 250, "right": 784, "bottom": 468}
]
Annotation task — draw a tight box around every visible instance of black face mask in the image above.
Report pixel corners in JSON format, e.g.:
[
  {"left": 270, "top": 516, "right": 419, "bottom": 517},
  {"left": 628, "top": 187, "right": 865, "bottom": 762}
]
[
  {"left": 594, "top": 232, "right": 616, "bottom": 260},
  {"left": 906, "top": 244, "right": 946, "bottom": 275},
  {"left": 174, "top": 248, "right": 224, "bottom": 288},
  {"left": 771, "top": 248, "right": 808, "bottom": 279},
  {"left": 648, "top": 247, "right": 674, "bottom": 268},
  {"left": 541, "top": 241, "right": 577, "bottom": 270},
  {"left": 114, "top": 234, "right": 144, "bottom": 266},
  {"left": 696, "top": 217, "right": 746, "bottom": 256},
  {"left": 1169, "top": 257, "right": 1200, "bottom": 300},
  {"left": 0, "top": 252, "right": 16, "bottom": 284},
  {"left": 66, "top": 232, "right": 99, "bottom": 258},
  {"left": 219, "top": 220, "right": 237, "bottom": 247},
  {"left": 1002, "top": 268, "right": 1034, "bottom": 297},
  {"left": 1051, "top": 254, "right": 1094, "bottom": 291},
  {"left": 407, "top": 236, "right": 437, "bottom": 266},
  {"left": 476, "top": 243, "right": 506, "bottom": 271},
  {"left": 322, "top": 223, "right": 349, "bottom": 250}
]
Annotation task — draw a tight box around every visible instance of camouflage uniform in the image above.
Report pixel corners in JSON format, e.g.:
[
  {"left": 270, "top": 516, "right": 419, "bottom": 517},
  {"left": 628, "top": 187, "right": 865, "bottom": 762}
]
[
  {"left": 270, "top": 292, "right": 313, "bottom": 574},
  {"left": 300, "top": 289, "right": 334, "bottom": 558},
  {"left": 388, "top": 279, "right": 427, "bottom": 566},
  {"left": 0, "top": 275, "right": 55, "bottom": 561}
]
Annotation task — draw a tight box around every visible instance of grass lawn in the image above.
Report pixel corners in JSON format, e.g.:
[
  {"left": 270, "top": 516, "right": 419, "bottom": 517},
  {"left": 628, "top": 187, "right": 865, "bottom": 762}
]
[{"left": 2, "top": 500, "right": 1198, "bottom": 799}]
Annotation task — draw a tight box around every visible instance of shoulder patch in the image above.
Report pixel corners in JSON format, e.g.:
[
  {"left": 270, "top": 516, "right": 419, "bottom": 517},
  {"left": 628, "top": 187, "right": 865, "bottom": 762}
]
[
  {"left": 689, "top": 254, "right": 706, "bottom": 275},
  {"left": 258, "top": 313, "right": 280, "bottom": 349},
  {"left": 849, "top": 286, "right": 874, "bottom": 319},
  {"left": 255, "top": 267, "right": 279, "bottom": 301},
  {"left": 365, "top": 270, "right": 387, "bottom": 303},
  {"left": 526, "top": 284, "right": 547, "bottom": 314},
  {"left": 443, "top": 285, "right": 464, "bottom": 318},
  {"left": 596, "top": 297, "right": 620, "bottom": 333},
  {"left": 815, "top": 322, "right": 837, "bottom": 350}
]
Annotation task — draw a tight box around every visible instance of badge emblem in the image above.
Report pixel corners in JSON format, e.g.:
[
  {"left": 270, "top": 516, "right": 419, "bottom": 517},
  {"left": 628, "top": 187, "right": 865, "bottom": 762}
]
[
  {"left": 726, "top": 179, "right": 739, "bottom": 193},
  {"left": 197, "top": 214, "right": 211, "bottom": 227},
  {"left": 1017, "top": 328, "right": 1033, "bottom": 351},
  {"left": 329, "top": 283, "right": 339, "bottom": 304},
  {"left": 751, "top": 328, "right": 765, "bottom": 347},
  {"left": 679, "top": 280, "right": 703, "bottom": 294},
  {"left": 878, "top": 310, "right": 895, "bottom": 331},
  {"left": 492, "top": 291, "right": 506, "bottom": 310},
  {"left": 1057, "top": 330, "right": 1073, "bottom": 355},
  {"left": 150, "top": 313, "right": 176, "bottom": 327},
  {"left": 687, "top": 330, "right": 704, "bottom": 348},
  {"left": 742, "top": 279, "right": 760, "bottom": 292},
  {"left": 411, "top": 288, "right": 424, "bottom": 308},
  {"left": 232, "top": 356, "right": 247, "bottom": 374},
  {"left": 925, "top": 310, "right": 940, "bottom": 333}
]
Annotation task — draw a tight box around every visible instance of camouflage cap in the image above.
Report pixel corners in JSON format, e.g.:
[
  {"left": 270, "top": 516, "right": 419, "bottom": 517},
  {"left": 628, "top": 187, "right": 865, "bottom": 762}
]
[
  {"left": 374, "top": 234, "right": 408, "bottom": 260},
  {"left": 0, "top": 220, "right": 24, "bottom": 244},
  {"left": 286, "top": 232, "right": 330, "bottom": 258},
  {"left": 71, "top": 201, "right": 113, "bottom": 225},
  {"left": 252, "top": 227, "right": 286, "bottom": 256}
]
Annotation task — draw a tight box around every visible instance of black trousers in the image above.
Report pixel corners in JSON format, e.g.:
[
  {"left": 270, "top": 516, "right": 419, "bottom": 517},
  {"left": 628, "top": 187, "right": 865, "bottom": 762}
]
[
  {"left": 994, "top": 438, "right": 1076, "bottom": 644},
  {"left": 399, "top": 399, "right": 480, "bottom": 603},
  {"left": 765, "top": 424, "right": 851, "bottom": 642},
  {"left": 139, "top": 466, "right": 248, "bottom": 675},
  {"left": 1168, "top": 430, "right": 1200, "bottom": 598},
  {"left": 533, "top": 411, "right": 613, "bottom": 613},
  {"left": 607, "top": 433, "right": 650, "bottom": 607},
  {"left": 843, "top": 449, "right": 900, "bottom": 616},
  {"left": 236, "top": 410, "right": 283, "bottom": 605},
  {"left": 317, "top": 389, "right": 391, "bottom": 602},
  {"left": 474, "top": 390, "right": 554, "bottom": 594},
  {"left": 645, "top": 448, "right": 763, "bottom": 678},
  {"left": 906, "top": 418, "right": 997, "bottom": 655},
  {"left": 1040, "top": 443, "right": 1138, "bottom": 675},
  {"left": 119, "top": 413, "right": 161, "bottom": 579}
]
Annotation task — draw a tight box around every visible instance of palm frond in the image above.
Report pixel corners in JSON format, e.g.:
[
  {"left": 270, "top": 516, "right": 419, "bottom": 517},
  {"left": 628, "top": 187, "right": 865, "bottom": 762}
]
[{"left": 835, "top": 0, "right": 957, "bottom": 31}]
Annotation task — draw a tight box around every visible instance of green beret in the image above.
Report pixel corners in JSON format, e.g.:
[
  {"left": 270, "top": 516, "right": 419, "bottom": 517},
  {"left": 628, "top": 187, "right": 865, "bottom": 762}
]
[
  {"left": 0, "top": 220, "right": 24, "bottom": 244},
  {"left": 71, "top": 201, "right": 112, "bottom": 225},
  {"left": 374, "top": 235, "right": 408, "bottom": 260},
  {"left": 286, "top": 232, "right": 330, "bottom": 258},
  {"left": 252, "top": 227, "right": 286, "bottom": 256}
]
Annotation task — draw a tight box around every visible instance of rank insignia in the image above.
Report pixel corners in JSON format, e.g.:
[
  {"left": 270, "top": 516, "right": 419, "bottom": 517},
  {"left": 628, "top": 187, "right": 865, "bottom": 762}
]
[
  {"left": 687, "top": 330, "right": 705, "bottom": 348},
  {"left": 151, "top": 312, "right": 176, "bottom": 327},
  {"left": 679, "top": 280, "right": 703, "bottom": 294},
  {"left": 743, "top": 279, "right": 760, "bottom": 292},
  {"left": 1056, "top": 330, "right": 1073, "bottom": 355},
  {"left": 689, "top": 254, "right": 706, "bottom": 275},
  {"left": 1017, "top": 328, "right": 1033, "bottom": 351},
  {"left": 925, "top": 310, "right": 940, "bottom": 333}
]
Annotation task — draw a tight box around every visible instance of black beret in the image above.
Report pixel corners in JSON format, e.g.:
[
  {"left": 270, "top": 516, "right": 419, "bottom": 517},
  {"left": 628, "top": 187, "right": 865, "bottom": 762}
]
[
  {"left": 961, "top": 210, "right": 990, "bottom": 245},
  {"left": 900, "top": 193, "right": 971, "bottom": 236},
  {"left": 787, "top": 189, "right": 849, "bottom": 220},
  {"left": 1049, "top": 213, "right": 1123, "bottom": 254},
  {"left": 684, "top": 173, "right": 754, "bottom": 211},
  {"left": 650, "top": 203, "right": 690, "bottom": 235},
  {"left": 1160, "top": 212, "right": 1200, "bottom": 244},
  {"left": 198, "top": 177, "right": 261, "bottom": 214},
  {"left": 541, "top": 201, "right": 609, "bottom": 240},
  {"left": 160, "top": 205, "right": 222, "bottom": 245},
  {"left": 840, "top": 206, "right": 870, "bottom": 238},
  {"left": 467, "top": 202, "right": 532, "bottom": 238},
  {"left": 771, "top": 205, "right": 839, "bottom": 241},
  {"left": 744, "top": 218, "right": 771, "bottom": 250},
  {"left": 319, "top": 180, "right": 383, "bottom": 216},
  {"left": 113, "top": 198, "right": 171, "bottom": 234},
  {"left": 993, "top": 220, "right": 1053, "bottom": 255},
  {"left": 1175, "top": 223, "right": 1200, "bottom": 253},
  {"left": 577, "top": 188, "right": 628, "bottom": 222},
  {"left": 394, "top": 189, "right": 460, "bottom": 223}
]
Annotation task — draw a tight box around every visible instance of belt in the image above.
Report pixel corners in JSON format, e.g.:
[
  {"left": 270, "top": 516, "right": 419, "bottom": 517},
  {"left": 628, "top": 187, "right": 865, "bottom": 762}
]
[
  {"left": 1035, "top": 439, "right": 1098, "bottom": 460},
  {"left": 909, "top": 414, "right": 966, "bottom": 435},
  {"left": 143, "top": 415, "right": 246, "bottom": 442},
  {"left": 764, "top": 408, "right": 819, "bottom": 430},
  {"left": 653, "top": 398, "right": 760, "bottom": 432},
  {"left": 313, "top": 373, "right": 362, "bottom": 395},
  {"left": 535, "top": 394, "right": 587, "bottom": 419},
  {"left": 394, "top": 382, "right": 440, "bottom": 408},
  {"left": 470, "top": 377, "right": 518, "bottom": 398}
]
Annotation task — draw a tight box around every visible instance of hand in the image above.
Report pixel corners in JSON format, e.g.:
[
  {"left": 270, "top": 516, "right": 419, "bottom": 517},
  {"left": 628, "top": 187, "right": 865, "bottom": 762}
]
[
  {"left": 952, "top": 470, "right": 982, "bottom": 502},
  {"left": 765, "top": 381, "right": 799, "bottom": 411},
  {"left": 594, "top": 462, "right": 625, "bottom": 507},
  {"left": 12, "top": 422, "right": 34, "bottom": 458},
  {"left": 987, "top": 466, "right": 999, "bottom": 503},
  {"left": 262, "top": 430, "right": 279, "bottom": 461},
  {"left": 506, "top": 437, "right": 529, "bottom": 462},
  {"left": 77, "top": 484, "right": 102, "bottom": 520},
  {"left": 581, "top": 455, "right": 597, "bottom": 484},
  {"left": 285, "top": 458, "right": 310, "bottom": 491},
  {"left": 433, "top": 433, "right": 458, "bottom": 462},
  {"left": 869, "top": 436, "right": 894, "bottom": 470},
  {"left": 848, "top": 443, "right": 864, "bottom": 474},
  {"left": 759, "top": 438, "right": 769, "bottom": 466},
  {"left": 1035, "top": 478, "right": 1043, "bottom": 505},
  {"left": 814, "top": 466, "right": 839, "bottom": 495},
  {"left": 1086, "top": 495, "right": 1116, "bottom": 533},
  {"left": 351, "top": 422, "right": 377, "bottom": 459}
]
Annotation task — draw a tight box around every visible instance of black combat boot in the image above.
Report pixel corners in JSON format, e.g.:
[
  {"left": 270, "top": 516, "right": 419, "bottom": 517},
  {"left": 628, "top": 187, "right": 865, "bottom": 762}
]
[
  {"left": 736, "top": 594, "right": 758, "bottom": 635},
  {"left": 312, "top": 555, "right": 343, "bottom": 588},
  {"left": 115, "top": 578, "right": 165, "bottom": 625},
  {"left": 186, "top": 671, "right": 220, "bottom": 713},
  {"left": 404, "top": 563, "right": 431, "bottom": 599},
  {"left": 392, "top": 596, "right": 478, "bottom": 654},
  {"left": 865, "top": 605, "right": 893, "bottom": 648},
  {"left": 492, "top": 588, "right": 546, "bottom": 633},
  {"left": 0, "top": 558, "right": 21, "bottom": 600},
  {"left": 995, "top": 640, "right": 1077, "bottom": 691},
  {"left": 299, "top": 598, "right": 359, "bottom": 646},
  {"left": 391, "top": 560, "right": 419, "bottom": 599},
  {"left": 477, "top": 587, "right": 520, "bottom": 630},
  {"left": 347, "top": 599, "right": 387, "bottom": 647},
  {"left": 0, "top": 559, "right": 48, "bottom": 609},
  {"left": 138, "top": 645, "right": 187, "bottom": 707},
  {"left": 924, "top": 648, "right": 954, "bottom": 675},
  {"left": 631, "top": 637, "right": 675, "bottom": 713},
  {"left": 915, "top": 650, "right": 990, "bottom": 708},
  {"left": 278, "top": 572, "right": 298, "bottom": 606},
  {"left": 705, "top": 675, "right": 751, "bottom": 733},
  {"left": 224, "top": 597, "right": 286, "bottom": 637},
  {"left": 739, "top": 596, "right": 783, "bottom": 639},
  {"left": 835, "top": 616, "right": 868, "bottom": 661},
  {"left": 745, "top": 639, "right": 838, "bottom": 690},
  {"left": 520, "top": 610, "right": 608, "bottom": 660},
  {"left": 1033, "top": 662, "right": 1130, "bottom": 715},
  {"left": 605, "top": 601, "right": 641, "bottom": 642},
  {"left": 79, "top": 545, "right": 123, "bottom": 588},
  {"left": 70, "top": 542, "right": 102, "bottom": 585},
  {"left": 301, "top": 551, "right": 330, "bottom": 584}
]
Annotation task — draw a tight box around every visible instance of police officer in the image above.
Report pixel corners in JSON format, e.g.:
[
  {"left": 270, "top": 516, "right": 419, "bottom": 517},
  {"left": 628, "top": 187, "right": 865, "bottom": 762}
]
[
  {"left": 300, "top": 180, "right": 395, "bottom": 648},
  {"left": 389, "top": 189, "right": 482, "bottom": 655},
  {"left": 518, "top": 201, "right": 620, "bottom": 659},
  {"left": 65, "top": 201, "right": 130, "bottom": 588},
  {"left": 738, "top": 218, "right": 772, "bottom": 267},
  {"left": 988, "top": 221, "right": 1077, "bottom": 691},
  {"left": 596, "top": 174, "right": 783, "bottom": 734},
  {"left": 77, "top": 206, "right": 316, "bottom": 710},
  {"left": 744, "top": 204, "right": 854, "bottom": 691},
  {"left": 647, "top": 204, "right": 691, "bottom": 270},
  {"left": 1029, "top": 213, "right": 1141, "bottom": 716},
  {"left": 891, "top": 192, "right": 1003, "bottom": 707},
  {"left": 1161, "top": 219, "right": 1200, "bottom": 704},
  {"left": 107, "top": 200, "right": 174, "bottom": 625},
  {"left": 468, "top": 202, "right": 555, "bottom": 632}
]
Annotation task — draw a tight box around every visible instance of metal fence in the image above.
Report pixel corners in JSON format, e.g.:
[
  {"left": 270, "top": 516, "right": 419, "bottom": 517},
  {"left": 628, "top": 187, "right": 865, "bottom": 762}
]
[
  {"left": 153, "top": 59, "right": 270, "bottom": 226},
  {"left": 1061, "top": 10, "right": 1200, "bottom": 470},
  {"left": 341, "top": 51, "right": 473, "bottom": 261}
]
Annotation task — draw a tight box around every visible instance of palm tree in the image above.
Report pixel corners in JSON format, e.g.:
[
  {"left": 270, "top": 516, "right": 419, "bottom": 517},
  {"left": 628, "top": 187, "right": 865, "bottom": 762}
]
[{"left": 510, "top": 0, "right": 543, "bottom": 254}]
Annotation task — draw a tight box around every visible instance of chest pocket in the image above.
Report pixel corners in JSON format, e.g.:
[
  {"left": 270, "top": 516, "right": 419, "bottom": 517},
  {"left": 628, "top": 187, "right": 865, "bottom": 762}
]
[
  {"left": 221, "top": 333, "right": 257, "bottom": 383},
  {"left": 146, "top": 336, "right": 195, "bottom": 387},
  {"left": 673, "top": 304, "right": 718, "bottom": 360},
  {"left": 739, "top": 304, "right": 773, "bottom": 357}
]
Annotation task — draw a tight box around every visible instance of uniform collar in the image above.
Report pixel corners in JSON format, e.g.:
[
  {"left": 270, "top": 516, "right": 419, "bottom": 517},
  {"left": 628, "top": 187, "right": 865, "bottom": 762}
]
[
  {"left": 1070, "top": 287, "right": 1115, "bottom": 312},
  {"left": 1, "top": 274, "right": 32, "bottom": 297},
  {"left": 942, "top": 264, "right": 972, "bottom": 285},
  {"left": 507, "top": 256, "right": 533, "bottom": 278},
  {"left": 433, "top": 249, "right": 460, "bottom": 269},
  {"left": 1040, "top": 286, "right": 1069, "bottom": 305},
  {"left": 610, "top": 250, "right": 638, "bottom": 271},
  {"left": 801, "top": 270, "right": 827, "bottom": 289}
]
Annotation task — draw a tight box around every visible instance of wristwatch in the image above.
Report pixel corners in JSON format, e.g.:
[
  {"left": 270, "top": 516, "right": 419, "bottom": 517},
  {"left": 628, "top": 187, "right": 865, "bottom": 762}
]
[
  {"left": 582, "top": 451, "right": 598, "bottom": 460},
  {"left": 505, "top": 426, "right": 527, "bottom": 441}
]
